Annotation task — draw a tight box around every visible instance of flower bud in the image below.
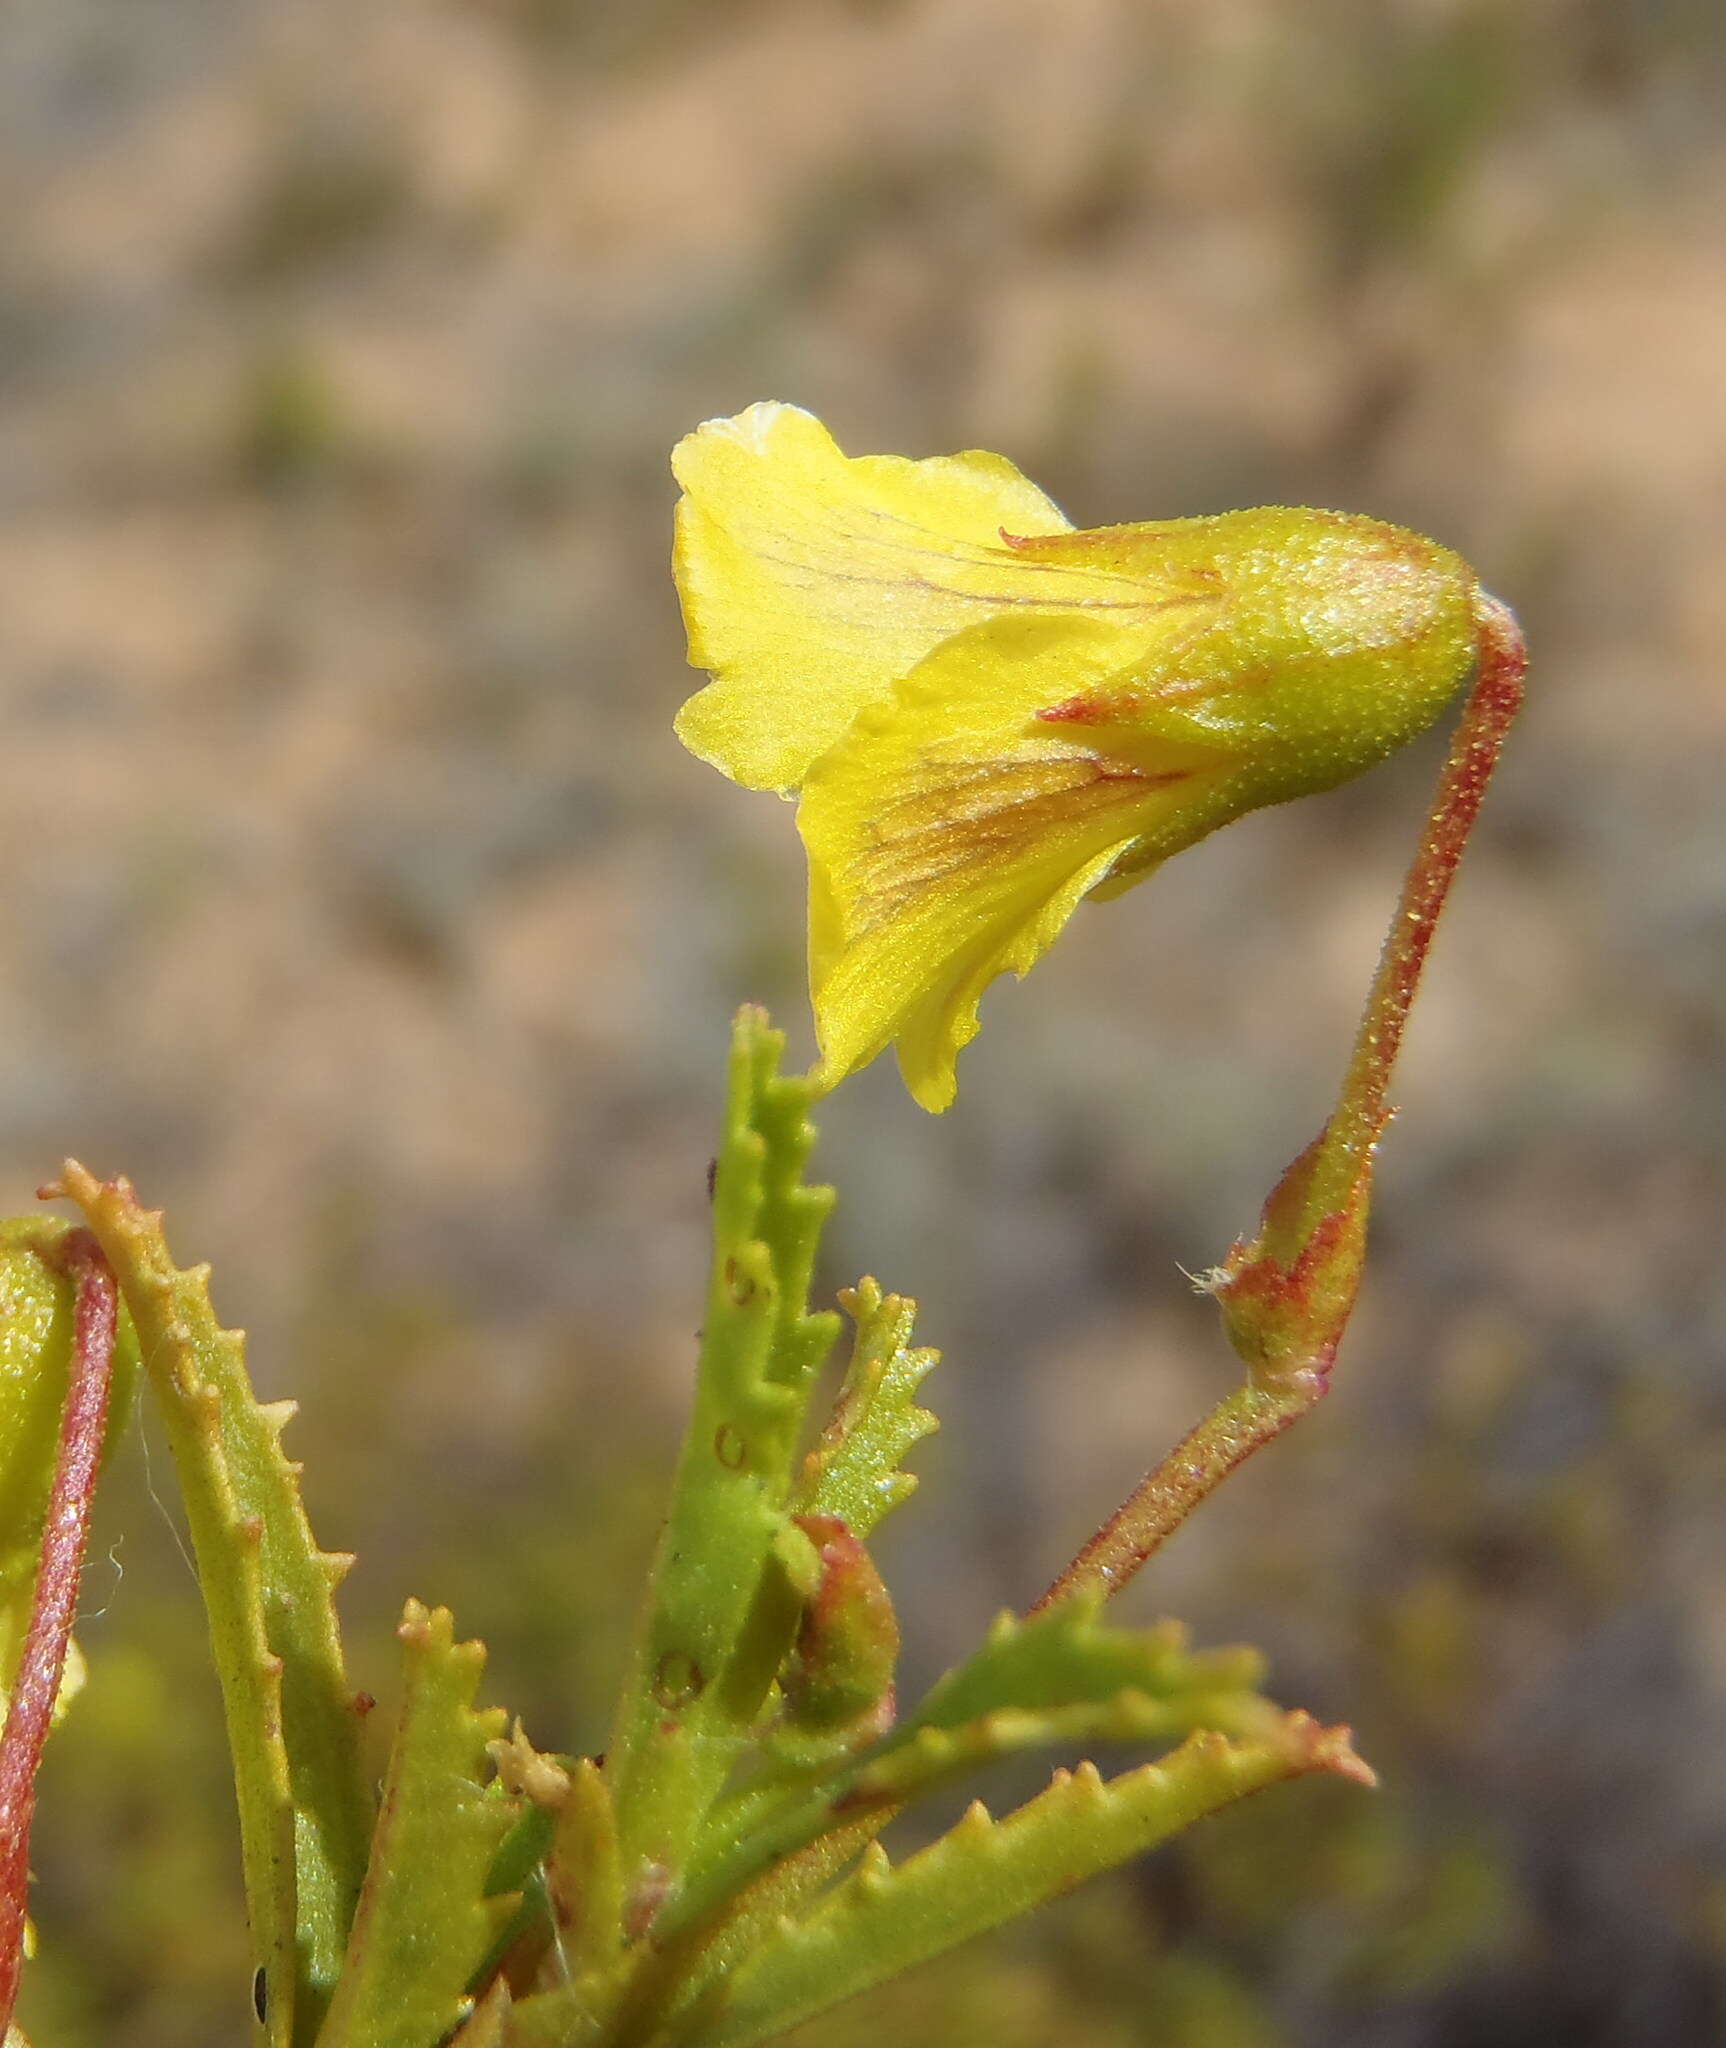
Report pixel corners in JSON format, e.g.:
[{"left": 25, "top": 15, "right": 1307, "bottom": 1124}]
[{"left": 779, "top": 1513, "right": 899, "bottom": 1740}]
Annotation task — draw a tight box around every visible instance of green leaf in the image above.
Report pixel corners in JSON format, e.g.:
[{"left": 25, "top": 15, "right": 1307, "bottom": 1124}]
[
  {"left": 683, "top": 1717, "right": 1373, "bottom": 2048},
  {"left": 465, "top": 1755, "right": 628, "bottom": 2048},
  {"left": 314, "top": 1602, "right": 518, "bottom": 2048},
  {"left": 56, "top": 1164, "right": 373, "bottom": 2048},
  {"left": 606, "top": 1011, "right": 840, "bottom": 1913},
  {"left": 901, "top": 1596, "right": 1265, "bottom": 1734},
  {"left": 551, "top": 1755, "right": 625, "bottom": 1984},
  {"left": 677, "top": 1599, "right": 1278, "bottom": 1945},
  {"left": 556, "top": 1817, "right": 890, "bottom": 2048},
  {"left": 466, "top": 1797, "right": 559, "bottom": 2005},
  {"left": 793, "top": 1281, "right": 937, "bottom": 1539}
]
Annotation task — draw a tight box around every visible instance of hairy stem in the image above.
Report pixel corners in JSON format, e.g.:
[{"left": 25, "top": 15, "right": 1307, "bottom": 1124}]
[
  {"left": 1032, "top": 1384, "right": 1313, "bottom": 1611},
  {"left": 1279, "top": 592, "right": 1528, "bottom": 1250},
  {"left": 1036, "top": 595, "right": 1527, "bottom": 1610},
  {"left": 0, "top": 1231, "right": 118, "bottom": 2033}
]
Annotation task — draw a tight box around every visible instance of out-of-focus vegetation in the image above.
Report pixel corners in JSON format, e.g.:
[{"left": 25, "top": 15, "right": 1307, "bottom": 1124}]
[{"left": 4, "top": 1, "right": 1725, "bottom": 2042}]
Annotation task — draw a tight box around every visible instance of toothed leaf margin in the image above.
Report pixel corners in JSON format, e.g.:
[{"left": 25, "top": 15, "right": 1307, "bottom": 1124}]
[
  {"left": 688, "top": 1717, "right": 1372, "bottom": 2048},
  {"left": 55, "top": 1164, "right": 373, "bottom": 2046},
  {"left": 314, "top": 1603, "right": 518, "bottom": 2048}
]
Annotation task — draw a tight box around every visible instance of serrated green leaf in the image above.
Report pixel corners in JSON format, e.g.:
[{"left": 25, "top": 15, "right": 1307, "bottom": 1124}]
[
  {"left": 551, "top": 1756, "right": 625, "bottom": 1983},
  {"left": 749, "top": 1031, "right": 842, "bottom": 1398},
  {"left": 902, "top": 1595, "right": 1265, "bottom": 1734},
  {"left": 315, "top": 1602, "right": 518, "bottom": 2048},
  {"left": 607, "top": 1012, "right": 841, "bottom": 1915},
  {"left": 676, "top": 1600, "right": 1278, "bottom": 1946},
  {"left": 56, "top": 1164, "right": 373, "bottom": 2048},
  {"left": 841, "top": 1687, "right": 1281, "bottom": 1812},
  {"left": 793, "top": 1281, "right": 937, "bottom": 1538},
  {"left": 683, "top": 1717, "right": 1373, "bottom": 2048},
  {"left": 572, "top": 1816, "right": 889, "bottom": 2048}
]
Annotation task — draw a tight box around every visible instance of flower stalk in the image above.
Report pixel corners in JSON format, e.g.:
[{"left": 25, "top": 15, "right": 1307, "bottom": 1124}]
[{"left": 1036, "top": 592, "right": 1526, "bottom": 1610}]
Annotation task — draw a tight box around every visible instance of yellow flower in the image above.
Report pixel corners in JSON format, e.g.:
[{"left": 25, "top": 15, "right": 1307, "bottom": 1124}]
[{"left": 673, "top": 403, "right": 1485, "bottom": 1112}]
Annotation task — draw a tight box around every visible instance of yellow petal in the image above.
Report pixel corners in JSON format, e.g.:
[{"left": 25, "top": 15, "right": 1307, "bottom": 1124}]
[
  {"left": 799, "top": 615, "right": 1236, "bottom": 1111},
  {"left": 672, "top": 403, "right": 1213, "bottom": 792}
]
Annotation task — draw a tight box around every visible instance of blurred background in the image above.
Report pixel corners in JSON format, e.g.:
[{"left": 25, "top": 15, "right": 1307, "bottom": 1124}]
[{"left": 4, "top": 1, "right": 1725, "bottom": 2042}]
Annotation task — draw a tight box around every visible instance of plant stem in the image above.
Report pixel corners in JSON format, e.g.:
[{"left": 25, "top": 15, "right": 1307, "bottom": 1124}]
[
  {"left": 1280, "top": 593, "right": 1528, "bottom": 1249},
  {"left": 0, "top": 1230, "right": 118, "bottom": 2033},
  {"left": 1034, "top": 594, "right": 1527, "bottom": 1611},
  {"left": 1032, "top": 1384, "right": 1312, "bottom": 1612}
]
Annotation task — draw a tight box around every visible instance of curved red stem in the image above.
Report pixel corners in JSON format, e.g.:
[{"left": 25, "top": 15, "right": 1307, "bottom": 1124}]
[
  {"left": 0, "top": 1229, "right": 118, "bottom": 2034},
  {"left": 1035, "top": 595, "right": 1527, "bottom": 1611}
]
